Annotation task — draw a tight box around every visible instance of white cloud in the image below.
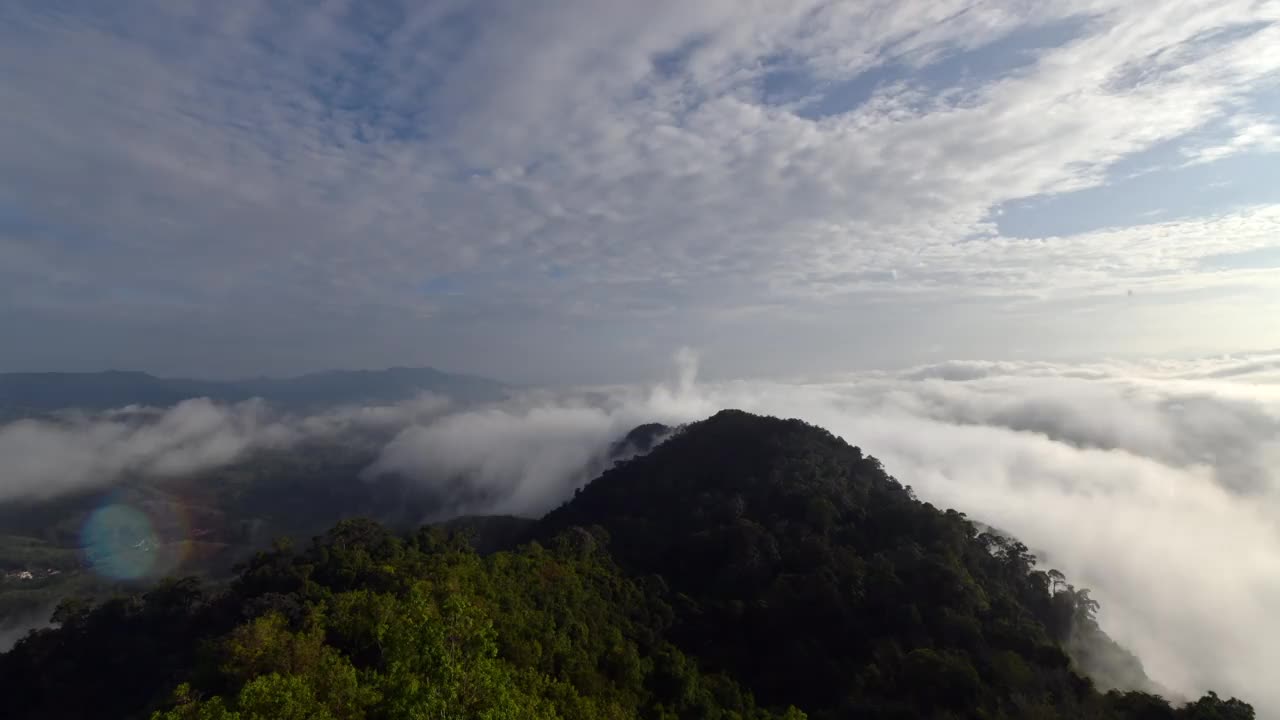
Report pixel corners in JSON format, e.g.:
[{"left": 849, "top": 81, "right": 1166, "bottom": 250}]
[
  {"left": 2, "top": 2, "right": 1279, "bottom": 378},
  {"left": 1182, "top": 114, "right": 1280, "bottom": 165},
  {"left": 2, "top": 351, "right": 1280, "bottom": 711},
  {"left": 0, "top": 399, "right": 294, "bottom": 501},
  {"left": 0, "top": 393, "right": 453, "bottom": 503},
  {"left": 357, "top": 351, "right": 1280, "bottom": 714}
]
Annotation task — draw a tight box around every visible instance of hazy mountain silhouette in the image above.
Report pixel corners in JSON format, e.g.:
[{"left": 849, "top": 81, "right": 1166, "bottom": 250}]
[{"left": 0, "top": 366, "right": 507, "bottom": 415}]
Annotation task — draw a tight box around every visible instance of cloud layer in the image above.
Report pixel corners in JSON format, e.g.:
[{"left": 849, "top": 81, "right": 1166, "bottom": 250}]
[
  {"left": 338, "top": 351, "right": 1280, "bottom": 715},
  {"left": 0, "top": 393, "right": 453, "bottom": 503},
  {"left": 6, "top": 350, "right": 1278, "bottom": 711},
  {"left": 2, "top": 1, "right": 1279, "bottom": 379}
]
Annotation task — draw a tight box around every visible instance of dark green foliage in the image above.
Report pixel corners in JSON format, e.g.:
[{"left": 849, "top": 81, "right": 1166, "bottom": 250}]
[
  {"left": 1, "top": 519, "right": 799, "bottom": 720},
  {"left": 436, "top": 515, "right": 539, "bottom": 555},
  {"left": 0, "top": 410, "right": 1253, "bottom": 720},
  {"left": 609, "top": 423, "right": 674, "bottom": 458},
  {"left": 537, "top": 410, "right": 1252, "bottom": 720}
]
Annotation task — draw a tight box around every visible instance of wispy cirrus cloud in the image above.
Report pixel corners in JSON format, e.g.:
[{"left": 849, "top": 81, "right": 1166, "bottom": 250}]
[
  {"left": 1182, "top": 114, "right": 1280, "bottom": 165},
  {"left": 1, "top": 1, "right": 1278, "bottom": 380}
]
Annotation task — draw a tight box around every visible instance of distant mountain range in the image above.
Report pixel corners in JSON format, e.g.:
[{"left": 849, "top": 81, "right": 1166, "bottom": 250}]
[{"left": 0, "top": 367, "right": 508, "bottom": 415}]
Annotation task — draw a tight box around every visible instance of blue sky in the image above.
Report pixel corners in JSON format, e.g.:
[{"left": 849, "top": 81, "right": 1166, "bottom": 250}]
[{"left": 1, "top": 0, "right": 1279, "bottom": 382}]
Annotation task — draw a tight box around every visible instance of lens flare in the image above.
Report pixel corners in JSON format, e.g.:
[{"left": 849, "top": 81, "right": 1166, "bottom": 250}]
[{"left": 80, "top": 504, "right": 161, "bottom": 580}]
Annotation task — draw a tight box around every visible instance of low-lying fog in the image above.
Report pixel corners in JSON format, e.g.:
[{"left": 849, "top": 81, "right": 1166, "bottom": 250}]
[{"left": 4, "top": 350, "right": 1279, "bottom": 713}]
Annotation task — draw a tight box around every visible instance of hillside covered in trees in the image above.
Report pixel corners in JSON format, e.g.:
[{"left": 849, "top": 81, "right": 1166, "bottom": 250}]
[{"left": 0, "top": 410, "right": 1253, "bottom": 719}]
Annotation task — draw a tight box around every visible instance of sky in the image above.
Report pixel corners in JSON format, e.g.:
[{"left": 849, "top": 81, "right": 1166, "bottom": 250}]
[{"left": 2, "top": 1, "right": 1280, "bottom": 383}]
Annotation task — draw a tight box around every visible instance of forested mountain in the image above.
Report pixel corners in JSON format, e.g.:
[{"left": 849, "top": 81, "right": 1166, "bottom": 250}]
[
  {"left": 0, "top": 367, "right": 506, "bottom": 416},
  {"left": 0, "top": 411, "right": 1253, "bottom": 719}
]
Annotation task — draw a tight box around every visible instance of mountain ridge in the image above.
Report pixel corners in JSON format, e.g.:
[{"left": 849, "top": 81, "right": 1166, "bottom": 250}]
[
  {"left": 534, "top": 409, "right": 1242, "bottom": 717},
  {"left": 0, "top": 409, "right": 1254, "bottom": 720},
  {"left": 0, "top": 366, "right": 508, "bottom": 415}
]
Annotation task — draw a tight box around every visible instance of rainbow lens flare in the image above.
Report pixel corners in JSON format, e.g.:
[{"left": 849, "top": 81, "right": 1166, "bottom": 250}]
[{"left": 80, "top": 504, "right": 162, "bottom": 580}]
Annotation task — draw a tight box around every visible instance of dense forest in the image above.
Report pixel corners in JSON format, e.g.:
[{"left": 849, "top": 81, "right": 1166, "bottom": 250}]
[{"left": 0, "top": 410, "right": 1253, "bottom": 719}]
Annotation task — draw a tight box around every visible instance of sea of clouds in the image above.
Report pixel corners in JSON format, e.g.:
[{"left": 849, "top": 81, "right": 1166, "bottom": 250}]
[{"left": 2, "top": 349, "right": 1279, "bottom": 713}]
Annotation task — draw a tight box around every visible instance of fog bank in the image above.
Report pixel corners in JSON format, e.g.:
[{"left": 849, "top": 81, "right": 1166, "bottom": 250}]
[{"left": 2, "top": 351, "right": 1278, "bottom": 712}]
